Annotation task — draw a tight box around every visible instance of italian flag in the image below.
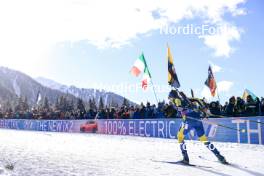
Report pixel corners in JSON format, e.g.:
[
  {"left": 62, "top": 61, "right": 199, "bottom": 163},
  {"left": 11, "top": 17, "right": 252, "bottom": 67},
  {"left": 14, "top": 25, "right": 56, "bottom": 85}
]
[
  {"left": 142, "top": 67, "right": 151, "bottom": 90},
  {"left": 130, "top": 53, "right": 151, "bottom": 90},
  {"left": 130, "top": 54, "right": 146, "bottom": 77}
]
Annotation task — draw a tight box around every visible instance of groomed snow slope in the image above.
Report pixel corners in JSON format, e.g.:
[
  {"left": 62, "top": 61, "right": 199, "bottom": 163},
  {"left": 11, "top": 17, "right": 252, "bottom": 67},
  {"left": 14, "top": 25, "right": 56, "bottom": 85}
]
[{"left": 0, "top": 129, "right": 263, "bottom": 176}]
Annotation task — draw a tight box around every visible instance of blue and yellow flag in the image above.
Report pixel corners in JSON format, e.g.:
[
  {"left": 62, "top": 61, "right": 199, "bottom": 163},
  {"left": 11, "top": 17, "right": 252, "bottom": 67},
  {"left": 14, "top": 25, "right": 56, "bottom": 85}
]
[
  {"left": 242, "top": 89, "right": 257, "bottom": 101},
  {"left": 167, "top": 46, "right": 180, "bottom": 89}
]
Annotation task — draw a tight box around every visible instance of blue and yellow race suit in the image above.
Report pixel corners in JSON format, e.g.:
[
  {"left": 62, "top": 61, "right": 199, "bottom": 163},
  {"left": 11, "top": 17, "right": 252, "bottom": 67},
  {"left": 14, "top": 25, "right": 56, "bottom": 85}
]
[
  {"left": 177, "top": 109, "right": 208, "bottom": 143},
  {"left": 176, "top": 107, "right": 224, "bottom": 163}
]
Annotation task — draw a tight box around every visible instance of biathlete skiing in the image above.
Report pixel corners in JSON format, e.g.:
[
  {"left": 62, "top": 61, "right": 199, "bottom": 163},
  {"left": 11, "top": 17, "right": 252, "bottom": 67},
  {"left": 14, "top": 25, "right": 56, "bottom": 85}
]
[{"left": 168, "top": 89, "right": 228, "bottom": 165}]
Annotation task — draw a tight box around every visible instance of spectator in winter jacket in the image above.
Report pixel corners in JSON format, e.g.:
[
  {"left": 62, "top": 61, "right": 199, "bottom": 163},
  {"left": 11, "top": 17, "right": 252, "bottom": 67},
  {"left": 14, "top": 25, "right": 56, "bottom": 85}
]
[
  {"left": 145, "top": 102, "right": 154, "bottom": 118},
  {"left": 261, "top": 97, "right": 264, "bottom": 116},
  {"left": 236, "top": 97, "right": 245, "bottom": 116},
  {"left": 255, "top": 97, "right": 262, "bottom": 116},
  {"left": 209, "top": 101, "right": 221, "bottom": 115},
  {"left": 108, "top": 108, "right": 116, "bottom": 119},
  {"left": 245, "top": 95, "right": 257, "bottom": 116},
  {"left": 139, "top": 104, "right": 146, "bottom": 119},
  {"left": 164, "top": 102, "right": 178, "bottom": 118},
  {"left": 132, "top": 107, "right": 141, "bottom": 119},
  {"left": 87, "top": 109, "right": 96, "bottom": 119},
  {"left": 225, "top": 96, "right": 236, "bottom": 116}
]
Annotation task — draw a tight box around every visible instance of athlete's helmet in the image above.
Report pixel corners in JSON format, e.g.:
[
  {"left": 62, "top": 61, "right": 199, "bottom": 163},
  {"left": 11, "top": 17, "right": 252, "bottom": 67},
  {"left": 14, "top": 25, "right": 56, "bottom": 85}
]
[
  {"left": 190, "top": 98, "right": 208, "bottom": 110},
  {"left": 168, "top": 90, "right": 179, "bottom": 99},
  {"left": 168, "top": 90, "right": 182, "bottom": 107}
]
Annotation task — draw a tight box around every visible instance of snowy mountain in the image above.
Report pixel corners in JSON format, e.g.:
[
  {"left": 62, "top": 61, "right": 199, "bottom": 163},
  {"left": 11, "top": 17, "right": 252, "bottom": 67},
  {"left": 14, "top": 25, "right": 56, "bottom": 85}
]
[
  {"left": 35, "top": 77, "right": 134, "bottom": 107},
  {"left": 0, "top": 67, "right": 78, "bottom": 108},
  {"left": 0, "top": 66, "right": 134, "bottom": 110},
  {"left": 33, "top": 77, "right": 66, "bottom": 91}
]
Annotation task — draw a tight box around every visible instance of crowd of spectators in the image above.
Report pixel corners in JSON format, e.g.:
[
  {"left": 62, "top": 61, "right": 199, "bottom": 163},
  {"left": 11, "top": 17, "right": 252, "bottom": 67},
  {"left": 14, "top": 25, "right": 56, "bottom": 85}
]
[
  {"left": 209, "top": 95, "right": 263, "bottom": 117},
  {"left": 0, "top": 95, "right": 263, "bottom": 120}
]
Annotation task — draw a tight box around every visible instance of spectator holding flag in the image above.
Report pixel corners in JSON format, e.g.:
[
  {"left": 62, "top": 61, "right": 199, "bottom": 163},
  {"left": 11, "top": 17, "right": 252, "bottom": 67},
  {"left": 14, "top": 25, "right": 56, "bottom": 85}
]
[
  {"left": 225, "top": 96, "right": 236, "bottom": 117},
  {"left": 245, "top": 95, "right": 257, "bottom": 116},
  {"left": 205, "top": 66, "right": 217, "bottom": 97},
  {"left": 167, "top": 45, "right": 180, "bottom": 89}
]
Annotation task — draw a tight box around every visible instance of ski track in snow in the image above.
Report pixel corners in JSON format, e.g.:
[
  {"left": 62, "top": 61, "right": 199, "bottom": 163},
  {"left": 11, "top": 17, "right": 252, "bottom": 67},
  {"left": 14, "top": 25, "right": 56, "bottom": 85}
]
[{"left": 0, "top": 129, "right": 264, "bottom": 176}]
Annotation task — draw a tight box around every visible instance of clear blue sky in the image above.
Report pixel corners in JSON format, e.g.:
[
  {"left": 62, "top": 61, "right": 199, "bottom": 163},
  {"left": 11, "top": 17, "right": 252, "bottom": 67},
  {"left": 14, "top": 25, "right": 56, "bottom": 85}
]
[{"left": 0, "top": 0, "right": 263, "bottom": 104}]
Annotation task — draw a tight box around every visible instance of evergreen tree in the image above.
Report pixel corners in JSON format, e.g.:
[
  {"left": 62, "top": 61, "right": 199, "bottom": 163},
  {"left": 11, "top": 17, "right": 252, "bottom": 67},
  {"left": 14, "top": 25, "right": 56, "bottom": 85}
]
[
  {"left": 23, "top": 96, "right": 29, "bottom": 111},
  {"left": 58, "top": 96, "right": 64, "bottom": 111},
  {"left": 88, "top": 98, "right": 92, "bottom": 109},
  {"left": 99, "top": 96, "right": 104, "bottom": 110},
  {"left": 55, "top": 97, "right": 60, "bottom": 110},
  {"left": 122, "top": 97, "right": 129, "bottom": 107},
  {"left": 2, "top": 100, "right": 12, "bottom": 112},
  {"left": 77, "top": 98, "right": 86, "bottom": 118},
  {"left": 14, "top": 96, "right": 29, "bottom": 112},
  {"left": 15, "top": 97, "right": 23, "bottom": 111},
  {"left": 88, "top": 98, "right": 96, "bottom": 110},
  {"left": 68, "top": 99, "right": 74, "bottom": 112},
  {"left": 77, "top": 99, "right": 85, "bottom": 112},
  {"left": 3, "top": 100, "right": 12, "bottom": 113},
  {"left": 57, "top": 96, "right": 69, "bottom": 112},
  {"left": 94, "top": 98, "right": 97, "bottom": 110},
  {"left": 42, "top": 97, "right": 50, "bottom": 110},
  {"left": 110, "top": 98, "right": 118, "bottom": 108}
]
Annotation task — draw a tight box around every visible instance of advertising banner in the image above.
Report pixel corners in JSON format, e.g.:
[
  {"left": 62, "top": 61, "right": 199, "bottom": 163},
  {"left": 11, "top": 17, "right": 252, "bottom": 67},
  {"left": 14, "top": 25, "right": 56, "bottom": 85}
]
[
  {"left": 96, "top": 117, "right": 264, "bottom": 144},
  {"left": 0, "top": 117, "right": 263, "bottom": 144}
]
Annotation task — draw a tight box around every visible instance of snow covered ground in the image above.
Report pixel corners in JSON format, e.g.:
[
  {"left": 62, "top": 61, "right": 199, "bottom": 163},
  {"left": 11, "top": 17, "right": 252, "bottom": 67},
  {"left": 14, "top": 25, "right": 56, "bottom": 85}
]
[{"left": 0, "top": 129, "right": 264, "bottom": 176}]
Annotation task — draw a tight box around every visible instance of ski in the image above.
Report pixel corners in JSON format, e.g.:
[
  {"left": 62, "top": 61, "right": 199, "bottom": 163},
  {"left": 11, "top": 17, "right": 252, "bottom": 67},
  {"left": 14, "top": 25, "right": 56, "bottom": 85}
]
[
  {"left": 173, "top": 160, "right": 198, "bottom": 167},
  {"left": 173, "top": 160, "right": 213, "bottom": 168},
  {"left": 198, "top": 155, "right": 230, "bottom": 165},
  {"left": 199, "top": 155, "right": 257, "bottom": 171},
  {"left": 151, "top": 159, "right": 212, "bottom": 168}
]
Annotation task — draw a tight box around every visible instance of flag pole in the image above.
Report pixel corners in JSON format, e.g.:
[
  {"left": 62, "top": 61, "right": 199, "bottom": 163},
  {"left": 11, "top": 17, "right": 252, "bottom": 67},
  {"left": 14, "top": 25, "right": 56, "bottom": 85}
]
[
  {"left": 142, "top": 52, "right": 159, "bottom": 105},
  {"left": 214, "top": 66, "right": 221, "bottom": 103},
  {"left": 216, "top": 89, "right": 221, "bottom": 103},
  {"left": 150, "top": 78, "right": 159, "bottom": 105}
]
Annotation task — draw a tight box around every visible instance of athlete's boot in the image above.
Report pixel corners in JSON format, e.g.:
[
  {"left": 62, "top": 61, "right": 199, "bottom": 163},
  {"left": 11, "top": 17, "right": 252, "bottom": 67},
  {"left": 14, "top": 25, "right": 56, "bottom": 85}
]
[
  {"left": 180, "top": 142, "right": 189, "bottom": 164},
  {"left": 204, "top": 142, "right": 228, "bottom": 164}
]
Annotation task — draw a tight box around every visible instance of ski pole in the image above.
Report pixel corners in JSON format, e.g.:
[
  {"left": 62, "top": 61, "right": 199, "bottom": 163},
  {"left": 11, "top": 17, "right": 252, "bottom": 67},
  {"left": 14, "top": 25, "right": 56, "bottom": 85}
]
[
  {"left": 245, "top": 119, "right": 264, "bottom": 125},
  {"left": 207, "top": 114, "right": 264, "bottom": 125},
  {"left": 172, "top": 90, "right": 245, "bottom": 132},
  {"left": 185, "top": 116, "right": 246, "bottom": 133}
]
